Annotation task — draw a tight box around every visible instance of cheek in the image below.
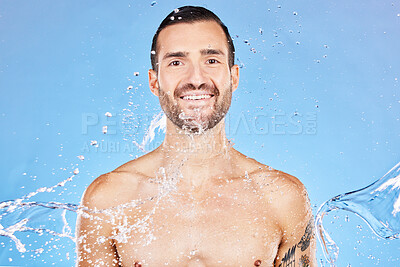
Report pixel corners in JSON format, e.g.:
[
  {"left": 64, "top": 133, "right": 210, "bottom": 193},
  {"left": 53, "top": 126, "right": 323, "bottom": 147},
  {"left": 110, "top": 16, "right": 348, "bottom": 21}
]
[
  {"left": 158, "top": 74, "right": 177, "bottom": 93},
  {"left": 216, "top": 71, "right": 232, "bottom": 88}
]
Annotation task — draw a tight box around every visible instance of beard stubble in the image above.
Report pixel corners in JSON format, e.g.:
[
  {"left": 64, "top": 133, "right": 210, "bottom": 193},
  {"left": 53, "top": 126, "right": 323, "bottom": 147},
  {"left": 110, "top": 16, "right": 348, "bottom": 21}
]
[{"left": 158, "top": 81, "right": 232, "bottom": 134}]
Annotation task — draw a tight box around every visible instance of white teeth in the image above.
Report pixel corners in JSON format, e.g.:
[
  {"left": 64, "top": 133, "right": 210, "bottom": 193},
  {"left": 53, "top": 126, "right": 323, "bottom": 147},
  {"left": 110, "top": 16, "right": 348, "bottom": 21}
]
[{"left": 182, "top": 94, "right": 212, "bottom": 100}]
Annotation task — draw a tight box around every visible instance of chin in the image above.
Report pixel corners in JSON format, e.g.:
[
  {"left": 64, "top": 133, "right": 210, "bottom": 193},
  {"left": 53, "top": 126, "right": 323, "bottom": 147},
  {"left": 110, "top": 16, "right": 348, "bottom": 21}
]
[{"left": 180, "top": 120, "right": 209, "bottom": 134}]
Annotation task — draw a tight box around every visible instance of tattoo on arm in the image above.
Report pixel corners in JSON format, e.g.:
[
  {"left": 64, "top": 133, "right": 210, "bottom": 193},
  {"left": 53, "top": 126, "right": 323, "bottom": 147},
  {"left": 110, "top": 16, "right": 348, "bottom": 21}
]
[
  {"left": 279, "top": 218, "right": 314, "bottom": 267},
  {"left": 297, "top": 218, "right": 314, "bottom": 252},
  {"left": 299, "top": 255, "right": 310, "bottom": 267},
  {"left": 278, "top": 245, "right": 296, "bottom": 267}
]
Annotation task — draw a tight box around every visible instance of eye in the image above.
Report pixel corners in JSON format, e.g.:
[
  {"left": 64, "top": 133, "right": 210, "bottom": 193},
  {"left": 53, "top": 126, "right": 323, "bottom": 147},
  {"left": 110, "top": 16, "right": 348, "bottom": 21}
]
[
  {"left": 169, "top": 60, "right": 182, "bottom": 66},
  {"left": 207, "top": 59, "right": 219, "bottom": 64}
]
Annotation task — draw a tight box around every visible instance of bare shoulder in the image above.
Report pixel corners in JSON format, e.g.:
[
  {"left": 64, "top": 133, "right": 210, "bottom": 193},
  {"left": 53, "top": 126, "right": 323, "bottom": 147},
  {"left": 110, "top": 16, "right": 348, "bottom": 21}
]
[
  {"left": 260, "top": 167, "right": 306, "bottom": 195},
  {"left": 81, "top": 155, "right": 159, "bottom": 211},
  {"left": 251, "top": 165, "right": 311, "bottom": 222}
]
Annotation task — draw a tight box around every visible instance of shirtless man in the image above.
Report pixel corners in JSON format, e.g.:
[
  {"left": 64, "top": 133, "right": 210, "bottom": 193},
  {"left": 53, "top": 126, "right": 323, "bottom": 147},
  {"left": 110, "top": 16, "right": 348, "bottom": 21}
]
[{"left": 76, "top": 6, "right": 316, "bottom": 267}]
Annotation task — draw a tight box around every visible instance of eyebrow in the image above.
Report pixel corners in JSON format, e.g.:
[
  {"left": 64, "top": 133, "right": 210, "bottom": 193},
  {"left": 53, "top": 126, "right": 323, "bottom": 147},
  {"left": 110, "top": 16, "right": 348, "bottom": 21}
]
[
  {"left": 162, "top": 49, "right": 225, "bottom": 61},
  {"left": 162, "top": 51, "right": 188, "bottom": 61},
  {"left": 200, "top": 48, "right": 225, "bottom": 56}
]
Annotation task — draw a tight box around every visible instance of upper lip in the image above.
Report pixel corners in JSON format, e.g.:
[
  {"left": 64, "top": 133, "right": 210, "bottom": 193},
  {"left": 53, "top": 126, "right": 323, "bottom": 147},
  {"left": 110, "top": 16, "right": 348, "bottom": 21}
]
[{"left": 179, "top": 91, "right": 215, "bottom": 99}]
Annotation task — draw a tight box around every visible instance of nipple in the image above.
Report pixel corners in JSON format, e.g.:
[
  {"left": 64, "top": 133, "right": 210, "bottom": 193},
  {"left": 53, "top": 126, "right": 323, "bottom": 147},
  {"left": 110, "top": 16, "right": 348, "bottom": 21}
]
[{"left": 254, "top": 259, "right": 262, "bottom": 266}]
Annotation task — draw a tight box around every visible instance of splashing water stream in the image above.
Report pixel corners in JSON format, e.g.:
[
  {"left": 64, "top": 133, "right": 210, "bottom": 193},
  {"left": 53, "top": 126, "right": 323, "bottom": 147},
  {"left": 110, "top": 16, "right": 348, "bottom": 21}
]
[{"left": 315, "top": 161, "right": 400, "bottom": 265}]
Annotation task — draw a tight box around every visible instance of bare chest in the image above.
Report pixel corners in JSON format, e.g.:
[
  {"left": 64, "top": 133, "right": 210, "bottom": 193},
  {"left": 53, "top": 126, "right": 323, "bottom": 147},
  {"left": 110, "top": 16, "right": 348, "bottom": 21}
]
[{"left": 113, "top": 191, "right": 282, "bottom": 266}]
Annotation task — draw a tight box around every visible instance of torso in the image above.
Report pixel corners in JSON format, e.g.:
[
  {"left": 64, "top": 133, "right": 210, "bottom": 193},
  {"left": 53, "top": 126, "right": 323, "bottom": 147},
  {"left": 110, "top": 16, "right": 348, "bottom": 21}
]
[{"left": 94, "top": 148, "right": 296, "bottom": 267}]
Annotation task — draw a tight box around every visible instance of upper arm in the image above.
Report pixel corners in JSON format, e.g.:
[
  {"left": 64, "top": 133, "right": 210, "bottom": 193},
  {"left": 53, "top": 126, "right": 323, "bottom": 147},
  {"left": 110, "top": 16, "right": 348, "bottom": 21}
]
[
  {"left": 274, "top": 217, "right": 316, "bottom": 267},
  {"left": 272, "top": 176, "right": 317, "bottom": 267},
  {"left": 75, "top": 174, "right": 120, "bottom": 266}
]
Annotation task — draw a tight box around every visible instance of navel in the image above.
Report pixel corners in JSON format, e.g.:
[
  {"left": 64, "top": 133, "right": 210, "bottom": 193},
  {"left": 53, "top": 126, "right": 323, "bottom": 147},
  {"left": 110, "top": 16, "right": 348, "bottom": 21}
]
[
  {"left": 254, "top": 259, "right": 262, "bottom": 266},
  {"left": 134, "top": 262, "right": 142, "bottom": 267}
]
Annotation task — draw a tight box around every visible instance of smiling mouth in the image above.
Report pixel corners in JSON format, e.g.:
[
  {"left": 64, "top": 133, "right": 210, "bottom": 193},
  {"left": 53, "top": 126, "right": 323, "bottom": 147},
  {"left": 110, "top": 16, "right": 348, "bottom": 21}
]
[{"left": 180, "top": 94, "right": 214, "bottom": 100}]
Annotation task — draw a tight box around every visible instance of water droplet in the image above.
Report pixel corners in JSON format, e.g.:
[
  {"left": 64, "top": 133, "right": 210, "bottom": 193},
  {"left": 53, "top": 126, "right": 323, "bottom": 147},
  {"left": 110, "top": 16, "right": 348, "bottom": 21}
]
[
  {"left": 134, "top": 72, "right": 139, "bottom": 76},
  {"left": 77, "top": 155, "right": 85, "bottom": 161},
  {"left": 73, "top": 168, "right": 79, "bottom": 175},
  {"left": 151, "top": 50, "right": 156, "bottom": 55},
  {"left": 259, "top": 28, "right": 263, "bottom": 35},
  {"left": 102, "top": 126, "right": 108, "bottom": 134},
  {"left": 105, "top": 112, "right": 112, "bottom": 117},
  {"left": 150, "top": 1, "right": 157, "bottom": 7},
  {"left": 293, "top": 11, "right": 298, "bottom": 15},
  {"left": 296, "top": 41, "right": 300, "bottom": 45},
  {"left": 90, "top": 140, "right": 98, "bottom": 146},
  {"left": 174, "top": 8, "right": 180, "bottom": 13},
  {"left": 170, "top": 16, "right": 175, "bottom": 21}
]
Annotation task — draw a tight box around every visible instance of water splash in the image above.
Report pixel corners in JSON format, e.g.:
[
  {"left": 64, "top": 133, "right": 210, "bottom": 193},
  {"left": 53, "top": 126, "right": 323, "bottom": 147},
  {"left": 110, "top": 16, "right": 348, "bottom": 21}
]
[
  {"left": 0, "top": 174, "right": 79, "bottom": 253},
  {"left": 136, "top": 111, "right": 166, "bottom": 152},
  {"left": 0, "top": 111, "right": 167, "bottom": 258},
  {"left": 123, "top": 110, "right": 166, "bottom": 153},
  {"left": 316, "top": 161, "right": 400, "bottom": 265}
]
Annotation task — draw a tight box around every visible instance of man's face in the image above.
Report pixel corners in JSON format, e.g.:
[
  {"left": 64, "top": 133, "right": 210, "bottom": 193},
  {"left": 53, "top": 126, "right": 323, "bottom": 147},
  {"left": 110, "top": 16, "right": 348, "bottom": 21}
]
[{"left": 149, "top": 20, "right": 239, "bottom": 133}]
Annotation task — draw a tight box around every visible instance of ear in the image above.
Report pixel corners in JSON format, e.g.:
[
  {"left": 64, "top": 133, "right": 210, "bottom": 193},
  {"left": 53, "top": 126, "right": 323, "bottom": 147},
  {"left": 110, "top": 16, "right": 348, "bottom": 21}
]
[
  {"left": 230, "top": 64, "right": 240, "bottom": 92},
  {"left": 148, "top": 69, "right": 159, "bottom": 96}
]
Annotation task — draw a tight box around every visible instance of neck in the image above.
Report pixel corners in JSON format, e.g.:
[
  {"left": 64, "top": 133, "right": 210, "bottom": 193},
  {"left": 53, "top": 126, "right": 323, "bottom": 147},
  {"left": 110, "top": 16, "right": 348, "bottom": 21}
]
[
  {"left": 161, "top": 119, "right": 231, "bottom": 162},
  {"left": 155, "top": 119, "right": 236, "bottom": 188}
]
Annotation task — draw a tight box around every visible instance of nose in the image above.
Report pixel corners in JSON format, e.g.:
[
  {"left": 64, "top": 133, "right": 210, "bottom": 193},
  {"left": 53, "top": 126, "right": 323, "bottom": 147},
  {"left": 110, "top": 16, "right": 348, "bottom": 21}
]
[{"left": 184, "top": 63, "right": 208, "bottom": 89}]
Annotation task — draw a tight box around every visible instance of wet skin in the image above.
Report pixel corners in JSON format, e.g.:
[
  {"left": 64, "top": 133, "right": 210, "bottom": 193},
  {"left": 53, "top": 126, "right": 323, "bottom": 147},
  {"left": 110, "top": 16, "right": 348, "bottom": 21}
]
[{"left": 76, "top": 20, "right": 316, "bottom": 267}]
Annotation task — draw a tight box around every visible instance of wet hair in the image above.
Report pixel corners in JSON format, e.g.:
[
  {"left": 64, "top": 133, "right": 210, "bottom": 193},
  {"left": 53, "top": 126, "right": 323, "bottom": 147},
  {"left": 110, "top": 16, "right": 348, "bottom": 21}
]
[{"left": 150, "top": 6, "right": 235, "bottom": 72}]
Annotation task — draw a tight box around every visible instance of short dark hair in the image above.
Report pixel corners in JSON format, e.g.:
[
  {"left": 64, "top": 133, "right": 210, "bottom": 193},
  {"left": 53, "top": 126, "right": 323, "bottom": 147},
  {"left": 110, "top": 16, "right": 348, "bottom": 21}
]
[{"left": 150, "top": 6, "right": 235, "bottom": 72}]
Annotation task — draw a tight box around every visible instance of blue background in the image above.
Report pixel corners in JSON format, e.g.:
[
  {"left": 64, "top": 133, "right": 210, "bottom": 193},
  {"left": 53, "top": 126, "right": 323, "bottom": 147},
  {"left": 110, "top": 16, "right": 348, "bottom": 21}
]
[{"left": 0, "top": 0, "right": 399, "bottom": 266}]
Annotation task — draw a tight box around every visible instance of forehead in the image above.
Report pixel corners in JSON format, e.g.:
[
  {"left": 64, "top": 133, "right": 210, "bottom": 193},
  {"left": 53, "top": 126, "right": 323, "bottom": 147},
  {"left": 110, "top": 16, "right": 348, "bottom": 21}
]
[{"left": 157, "top": 20, "right": 229, "bottom": 57}]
